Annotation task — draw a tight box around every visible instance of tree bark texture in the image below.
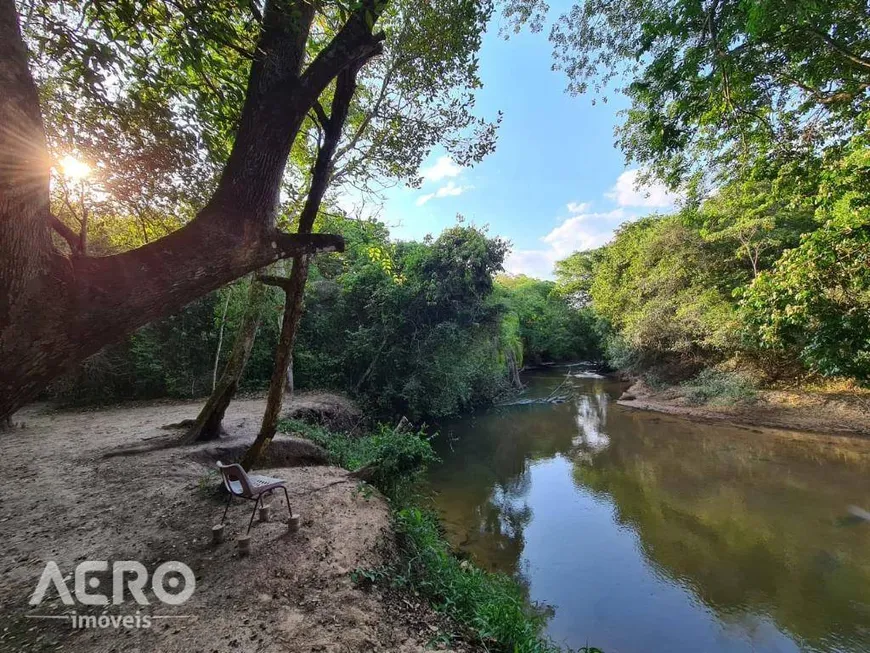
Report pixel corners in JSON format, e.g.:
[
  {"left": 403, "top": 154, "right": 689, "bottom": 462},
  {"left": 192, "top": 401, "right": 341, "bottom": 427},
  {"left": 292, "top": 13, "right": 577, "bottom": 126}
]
[
  {"left": 0, "top": 0, "right": 387, "bottom": 420},
  {"left": 241, "top": 64, "right": 362, "bottom": 470},
  {"left": 181, "top": 280, "right": 266, "bottom": 444}
]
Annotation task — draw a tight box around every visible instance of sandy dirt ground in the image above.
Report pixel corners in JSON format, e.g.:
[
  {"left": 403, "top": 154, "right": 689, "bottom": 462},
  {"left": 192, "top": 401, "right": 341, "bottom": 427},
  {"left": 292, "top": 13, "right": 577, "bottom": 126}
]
[
  {"left": 0, "top": 398, "right": 467, "bottom": 653},
  {"left": 618, "top": 381, "right": 870, "bottom": 437}
]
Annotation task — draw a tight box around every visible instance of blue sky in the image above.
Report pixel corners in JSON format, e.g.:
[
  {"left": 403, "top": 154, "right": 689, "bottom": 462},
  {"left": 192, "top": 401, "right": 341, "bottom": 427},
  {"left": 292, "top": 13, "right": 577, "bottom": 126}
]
[{"left": 377, "top": 3, "right": 677, "bottom": 279}]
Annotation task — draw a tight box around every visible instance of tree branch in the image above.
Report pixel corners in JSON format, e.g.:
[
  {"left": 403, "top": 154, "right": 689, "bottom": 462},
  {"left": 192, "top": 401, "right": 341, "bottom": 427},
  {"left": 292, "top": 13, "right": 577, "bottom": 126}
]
[
  {"left": 335, "top": 57, "right": 398, "bottom": 163},
  {"left": 311, "top": 100, "right": 329, "bottom": 128},
  {"left": 71, "top": 226, "right": 343, "bottom": 337},
  {"left": 45, "top": 212, "right": 82, "bottom": 254},
  {"left": 206, "top": 0, "right": 383, "bottom": 224},
  {"left": 298, "top": 62, "right": 367, "bottom": 233},
  {"left": 299, "top": 0, "right": 387, "bottom": 97},
  {"left": 0, "top": 0, "right": 387, "bottom": 419},
  {"left": 248, "top": 0, "right": 263, "bottom": 23},
  {"left": 784, "top": 73, "right": 869, "bottom": 105},
  {"left": 258, "top": 274, "right": 294, "bottom": 290},
  {"left": 804, "top": 26, "right": 870, "bottom": 72}
]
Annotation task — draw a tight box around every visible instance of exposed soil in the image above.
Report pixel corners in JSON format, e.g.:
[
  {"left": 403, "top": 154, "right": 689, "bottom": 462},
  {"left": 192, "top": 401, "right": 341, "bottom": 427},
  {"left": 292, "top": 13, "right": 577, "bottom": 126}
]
[
  {"left": 0, "top": 397, "right": 470, "bottom": 653},
  {"left": 282, "top": 392, "right": 364, "bottom": 434},
  {"left": 618, "top": 380, "right": 870, "bottom": 437}
]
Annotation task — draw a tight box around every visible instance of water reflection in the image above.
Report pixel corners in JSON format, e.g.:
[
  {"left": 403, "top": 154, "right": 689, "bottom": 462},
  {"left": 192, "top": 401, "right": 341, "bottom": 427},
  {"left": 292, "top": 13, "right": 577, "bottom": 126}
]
[
  {"left": 572, "top": 391, "right": 610, "bottom": 452},
  {"left": 428, "top": 369, "right": 870, "bottom": 653}
]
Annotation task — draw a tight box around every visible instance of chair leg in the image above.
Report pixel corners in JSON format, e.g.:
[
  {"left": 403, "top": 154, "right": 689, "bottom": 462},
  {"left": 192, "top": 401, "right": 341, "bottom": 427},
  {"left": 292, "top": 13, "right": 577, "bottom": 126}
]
[
  {"left": 280, "top": 486, "right": 292, "bottom": 518},
  {"left": 246, "top": 494, "right": 262, "bottom": 535},
  {"left": 221, "top": 492, "right": 233, "bottom": 524}
]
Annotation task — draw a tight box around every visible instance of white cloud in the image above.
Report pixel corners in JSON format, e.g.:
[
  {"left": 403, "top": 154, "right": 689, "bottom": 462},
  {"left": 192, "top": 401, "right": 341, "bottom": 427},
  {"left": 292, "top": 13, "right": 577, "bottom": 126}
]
[
  {"left": 504, "top": 208, "right": 627, "bottom": 279},
  {"left": 542, "top": 209, "right": 624, "bottom": 259},
  {"left": 501, "top": 170, "right": 682, "bottom": 279},
  {"left": 566, "top": 201, "right": 592, "bottom": 214},
  {"left": 415, "top": 181, "right": 473, "bottom": 206},
  {"left": 436, "top": 181, "right": 468, "bottom": 198},
  {"left": 421, "top": 156, "right": 462, "bottom": 183},
  {"left": 503, "top": 249, "right": 556, "bottom": 279},
  {"left": 606, "top": 169, "right": 678, "bottom": 208}
]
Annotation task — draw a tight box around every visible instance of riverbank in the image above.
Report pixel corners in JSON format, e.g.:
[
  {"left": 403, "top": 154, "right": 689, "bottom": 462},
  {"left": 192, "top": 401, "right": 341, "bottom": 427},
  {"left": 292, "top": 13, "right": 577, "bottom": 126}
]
[
  {"left": 0, "top": 398, "right": 479, "bottom": 653},
  {"left": 617, "top": 380, "right": 870, "bottom": 437}
]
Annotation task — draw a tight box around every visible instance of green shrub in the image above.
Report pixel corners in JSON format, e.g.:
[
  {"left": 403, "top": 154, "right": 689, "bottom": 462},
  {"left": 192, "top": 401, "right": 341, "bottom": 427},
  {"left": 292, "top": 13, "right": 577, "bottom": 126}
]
[
  {"left": 681, "top": 369, "right": 757, "bottom": 405},
  {"left": 278, "top": 419, "right": 437, "bottom": 495},
  {"left": 392, "top": 507, "right": 585, "bottom": 653},
  {"left": 739, "top": 213, "right": 870, "bottom": 384},
  {"left": 603, "top": 332, "right": 645, "bottom": 374}
]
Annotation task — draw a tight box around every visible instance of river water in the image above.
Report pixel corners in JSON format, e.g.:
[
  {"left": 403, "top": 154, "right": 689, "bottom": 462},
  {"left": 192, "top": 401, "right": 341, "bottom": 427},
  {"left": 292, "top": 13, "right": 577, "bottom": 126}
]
[{"left": 426, "top": 367, "right": 870, "bottom": 653}]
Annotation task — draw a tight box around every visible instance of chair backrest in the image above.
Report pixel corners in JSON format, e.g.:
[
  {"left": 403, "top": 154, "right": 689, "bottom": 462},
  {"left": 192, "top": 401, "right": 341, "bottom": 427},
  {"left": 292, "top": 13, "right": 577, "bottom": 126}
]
[{"left": 216, "top": 461, "right": 252, "bottom": 497}]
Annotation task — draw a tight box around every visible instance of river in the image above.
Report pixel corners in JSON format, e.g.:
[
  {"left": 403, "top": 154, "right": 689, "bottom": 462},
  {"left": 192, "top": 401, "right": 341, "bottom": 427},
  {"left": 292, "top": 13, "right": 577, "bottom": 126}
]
[{"left": 426, "top": 367, "right": 870, "bottom": 653}]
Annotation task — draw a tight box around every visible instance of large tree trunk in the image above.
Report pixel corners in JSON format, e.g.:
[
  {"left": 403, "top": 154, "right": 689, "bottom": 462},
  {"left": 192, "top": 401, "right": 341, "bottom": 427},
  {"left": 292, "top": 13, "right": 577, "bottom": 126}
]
[
  {"left": 181, "top": 280, "right": 266, "bottom": 444},
  {"left": 0, "top": 0, "right": 387, "bottom": 421},
  {"left": 241, "top": 64, "right": 362, "bottom": 470}
]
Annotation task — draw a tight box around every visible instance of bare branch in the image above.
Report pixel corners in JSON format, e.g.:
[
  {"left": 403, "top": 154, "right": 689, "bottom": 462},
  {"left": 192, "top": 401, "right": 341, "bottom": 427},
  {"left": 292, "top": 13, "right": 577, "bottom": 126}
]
[
  {"left": 335, "top": 57, "right": 398, "bottom": 163},
  {"left": 45, "top": 212, "right": 82, "bottom": 254},
  {"left": 258, "top": 274, "right": 294, "bottom": 290},
  {"left": 312, "top": 100, "right": 329, "bottom": 128}
]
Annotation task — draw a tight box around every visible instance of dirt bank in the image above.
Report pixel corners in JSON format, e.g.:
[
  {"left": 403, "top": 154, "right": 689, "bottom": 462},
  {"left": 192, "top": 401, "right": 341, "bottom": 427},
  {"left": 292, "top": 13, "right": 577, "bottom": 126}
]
[
  {"left": 0, "top": 398, "right": 469, "bottom": 653},
  {"left": 618, "top": 380, "right": 870, "bottom": 437}
]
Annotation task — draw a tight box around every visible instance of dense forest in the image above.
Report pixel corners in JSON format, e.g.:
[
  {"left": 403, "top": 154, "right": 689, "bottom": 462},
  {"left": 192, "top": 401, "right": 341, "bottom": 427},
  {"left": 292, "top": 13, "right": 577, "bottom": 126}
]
[
  {"left": 2, "top": 0, "right": 868, "bottom": 415},
  {"left": 49, "top": 215, "right": 599, "bottom": 420},
  {"left": 555, "top": 148, "right": 869, "bottom": 389},
  {"left": 2, "top": 2, "right": 869, "bottom": 653},
  {"left": 549, "top": 0, "right": 870, "bottom": 391}
]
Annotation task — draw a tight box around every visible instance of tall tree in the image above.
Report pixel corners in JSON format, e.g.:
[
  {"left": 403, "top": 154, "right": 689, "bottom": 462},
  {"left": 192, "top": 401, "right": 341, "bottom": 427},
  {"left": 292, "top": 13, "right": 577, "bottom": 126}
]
[
  {"left": 691, "top": 179, "right": 815, "bottom": 280},
  {"left": 180, "top": 279, "right": 266, "bottom": 444},
  {"left": 244, "top": 64, "right": 362, "bottom": 466},
  {"left": 0, "top": 0, "right": 391, "bottom": 420},
  {"left": 186, "top": 0, "right": 497, "bottom": 451}
]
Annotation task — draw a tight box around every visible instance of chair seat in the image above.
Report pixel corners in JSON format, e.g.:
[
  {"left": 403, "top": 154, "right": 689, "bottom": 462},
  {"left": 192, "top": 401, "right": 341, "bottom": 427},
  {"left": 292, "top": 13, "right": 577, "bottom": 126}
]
[{"left": 228, "top": 474, "right": 286, "bottom": 497}]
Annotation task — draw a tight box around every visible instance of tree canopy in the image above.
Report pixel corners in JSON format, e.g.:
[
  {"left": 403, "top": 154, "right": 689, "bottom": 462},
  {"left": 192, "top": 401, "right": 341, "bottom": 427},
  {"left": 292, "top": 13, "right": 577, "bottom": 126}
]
[
  {"left": 511, "top": 0, "right": 870, "bottom": 186},
  {"left": 0, "top": 0, "right": 503, "bottom": 419},
  {"left": 533, "top": 0, "right": 870, "bottom": 386}
]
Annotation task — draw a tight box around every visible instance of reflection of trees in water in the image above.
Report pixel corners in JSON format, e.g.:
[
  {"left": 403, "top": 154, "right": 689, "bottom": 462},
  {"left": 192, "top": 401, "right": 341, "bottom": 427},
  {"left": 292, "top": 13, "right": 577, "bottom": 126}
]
[
  {"left": 491, "top": 485, "right": 533, "bottom": 543},
  {"left": 430, "top": 394, "right": 583, "bottom": 580},
  {"left": 432, "top": 378, "right": 623, "bottom": 586},
  {"left": 468, "top": 485, "right": 534, "bottom": 588},
  {"left": 572, "top": 412, "right": 870, "bottom": 651},
  {"left": 571, "top": 389, "right": 610, "bottom": 453},
  {"left": 447, "top": 455, "right": 534, "bottom": 579}
]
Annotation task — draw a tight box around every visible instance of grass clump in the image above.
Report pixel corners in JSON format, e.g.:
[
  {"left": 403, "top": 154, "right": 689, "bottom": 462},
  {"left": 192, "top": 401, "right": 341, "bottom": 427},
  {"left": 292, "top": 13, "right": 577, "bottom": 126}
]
[
  {"left": 280, "top": 418, "right": 599, "bottom": 653},
  {"left": 195, "top": 469, "right": 223, "bottom": 500},
  {"left": 681, "top": 369, "right": 757, "bottom": 405},
  {"left": 393, "top": 507, "right": 600, "bottom": 653},
  {"left": 279, "top": 418, "right": 437, "bottom": 495}
]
